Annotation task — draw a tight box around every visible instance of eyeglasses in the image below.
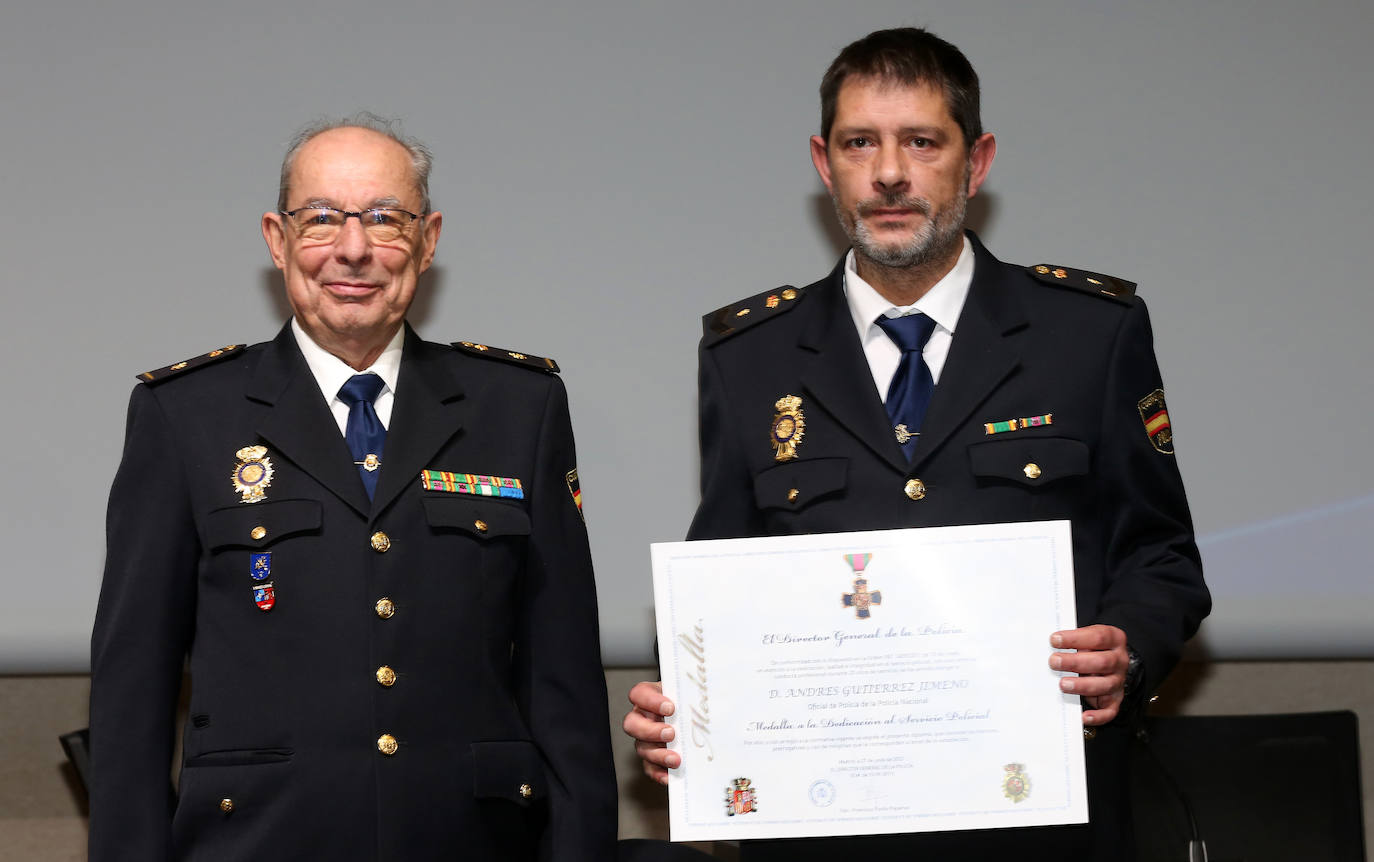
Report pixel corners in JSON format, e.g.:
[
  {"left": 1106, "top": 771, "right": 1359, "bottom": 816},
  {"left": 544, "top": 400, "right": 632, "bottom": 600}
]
[{"left": 280, "top": 207, "right": 424, "bottom": 244}]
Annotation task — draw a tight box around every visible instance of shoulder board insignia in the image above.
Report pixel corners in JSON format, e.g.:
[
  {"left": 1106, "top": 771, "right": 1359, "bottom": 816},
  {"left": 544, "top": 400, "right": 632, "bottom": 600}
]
[
  {"left": 702, "top": 285, "right": 806, "bottom": 345},
  {"left": 137, "top": 344, "right": 247, "bottom": 384},
  {"left": 1026, "top": 264, "right": 1136, "bottom": 304},
  {"left": 451, "top": 341, "right": 560, "bottom": 373}
]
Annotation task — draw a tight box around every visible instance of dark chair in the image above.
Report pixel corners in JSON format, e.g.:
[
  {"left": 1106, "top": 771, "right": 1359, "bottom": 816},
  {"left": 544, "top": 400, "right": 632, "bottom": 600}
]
[
  {"left": 1131, "top": 711, "right": 1365, "bottom": 862},
  {"left": 58, "top": 727, "right": 91, "bottom": 796}
]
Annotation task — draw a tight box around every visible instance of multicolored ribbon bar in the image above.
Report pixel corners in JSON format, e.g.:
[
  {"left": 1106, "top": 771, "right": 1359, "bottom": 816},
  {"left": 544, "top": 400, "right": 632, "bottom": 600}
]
[
  {"left": 420, "top": 470, "right": 525, "bottom": 499},
  {"left": 984, "top": 413, "right": 1054, "bottom": 435}
]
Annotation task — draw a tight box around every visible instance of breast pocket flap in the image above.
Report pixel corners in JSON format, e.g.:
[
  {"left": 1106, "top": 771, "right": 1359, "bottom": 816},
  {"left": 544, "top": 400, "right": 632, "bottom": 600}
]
[
  {"left": 967, "top": 436, "right": 1090, "bottom": 486},
  {"left": 753, "top": 457, "right": 849, "bottom": 511},
  {"left": 422, "top": 497, "right": 532, "bottom": 539},
  {"left": 205, "top": 500, "right": 323, "bottom": 551}
]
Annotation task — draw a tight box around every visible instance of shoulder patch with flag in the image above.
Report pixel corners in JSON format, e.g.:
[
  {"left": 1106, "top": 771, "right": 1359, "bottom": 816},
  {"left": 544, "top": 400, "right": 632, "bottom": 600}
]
[
  {"left": 566, "top": 468, "right": 583, "bottom": 520},
  {"left": 1137, "top": 389, "right": 1174, "bottom": 454}
]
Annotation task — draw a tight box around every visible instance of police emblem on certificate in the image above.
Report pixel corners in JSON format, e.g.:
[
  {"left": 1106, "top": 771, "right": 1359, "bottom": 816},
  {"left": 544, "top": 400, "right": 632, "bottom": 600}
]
[{"left": 650, "top": 521, "right": 1088, "bottom": 841}]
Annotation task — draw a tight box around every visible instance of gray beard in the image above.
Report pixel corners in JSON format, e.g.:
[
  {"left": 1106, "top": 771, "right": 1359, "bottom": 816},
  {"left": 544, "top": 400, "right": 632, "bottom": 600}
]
[{"left": 834, "top": 185, "right": 968, "bottom": 270}]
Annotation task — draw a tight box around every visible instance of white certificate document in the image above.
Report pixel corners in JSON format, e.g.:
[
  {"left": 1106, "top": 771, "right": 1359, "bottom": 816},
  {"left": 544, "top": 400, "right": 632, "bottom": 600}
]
[{"left": 651, "top": 520, "right": 1086, "bottom": 841}]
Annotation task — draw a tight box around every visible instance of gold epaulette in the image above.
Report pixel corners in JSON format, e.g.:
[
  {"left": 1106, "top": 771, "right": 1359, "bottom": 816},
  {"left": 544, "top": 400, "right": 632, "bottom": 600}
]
[
  {"left": 702, "top": 285, "right": 806, "bottom": 345},
  {"left": 137, "top": 344, "right": 247, "bottom": 383},
  {"left": 451, "top": 341, "right": 560, "bottom": 373},
  {"left": 1026, "top": 264, "right": 1136, "bottom": 304}
]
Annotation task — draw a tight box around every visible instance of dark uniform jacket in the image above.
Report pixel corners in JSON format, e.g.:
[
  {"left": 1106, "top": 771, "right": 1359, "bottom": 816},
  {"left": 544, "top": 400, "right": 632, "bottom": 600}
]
[
  {"left": 89, "top": 324, "right": 616, "bottom": 862},
  {"left": 689, "top": 234, "right": 1210, "bottom": 861}
]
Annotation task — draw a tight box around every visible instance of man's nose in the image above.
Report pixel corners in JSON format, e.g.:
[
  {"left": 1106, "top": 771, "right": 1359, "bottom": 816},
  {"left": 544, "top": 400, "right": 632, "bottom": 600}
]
[
  {"left": 873, "top": 143, "right": 908, "bottom": 191},
  {"left": 332, "top": 216, "right": 373, "bottom": 263}
]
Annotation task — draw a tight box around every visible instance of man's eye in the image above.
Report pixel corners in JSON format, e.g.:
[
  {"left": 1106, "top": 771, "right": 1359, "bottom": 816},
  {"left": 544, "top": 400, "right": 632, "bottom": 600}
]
[
  {"left": 910, "top": 137, "right": 932, "bottom": 149},
  {"left": 309, "top": 211, "right": 333, "bottom": 224},
  {"left": 367, "top": 210, "right": 400, "bottom": 226},
  {"left": 847, "top": 137, "right": 871, "bottom": 148}
]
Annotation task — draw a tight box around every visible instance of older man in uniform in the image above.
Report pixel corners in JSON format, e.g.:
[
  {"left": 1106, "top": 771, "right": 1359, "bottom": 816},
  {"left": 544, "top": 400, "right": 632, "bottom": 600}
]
[
  {"left": 623, "top": 28, "right": 1209, "bottom": 860},
  {"left": 89, "top": 116, "right": 616, "bottom": 861}
]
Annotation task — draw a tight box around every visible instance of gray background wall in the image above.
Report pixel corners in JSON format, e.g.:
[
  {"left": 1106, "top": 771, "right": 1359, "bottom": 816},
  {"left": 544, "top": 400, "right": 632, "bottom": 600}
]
[{"left": 2, "top": 0, "right": 1372, "bottom": 673}]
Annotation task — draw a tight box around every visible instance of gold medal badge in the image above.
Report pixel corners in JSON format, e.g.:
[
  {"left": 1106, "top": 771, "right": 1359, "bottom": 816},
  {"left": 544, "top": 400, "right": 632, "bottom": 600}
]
[
  {"left": 231, "top": 445, "right": 274, "bottom": 503},
  {"left": 770, "top": 395, "right": 805, "bottom": 461}
]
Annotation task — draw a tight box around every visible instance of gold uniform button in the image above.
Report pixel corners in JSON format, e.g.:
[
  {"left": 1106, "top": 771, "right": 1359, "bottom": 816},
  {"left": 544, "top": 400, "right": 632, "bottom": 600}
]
[
  {"left": 1024, "top": 463, "right": 1042, "bottom": 480},
  {"left": 219, "top": 798, "right": 234, "bottom": 813},
  {"left": 787, "top": 488, "right": 799, "bottom": 502},
  {"left": 377, "top": 734, "right": 398, "bottom": 755},
  {"left": 904, "top": 478, "right": 926, "bottom": 501},
  {"left": 474, "top": 520, "right": 489, "bottom": 533},
  {"left": 250, "top": 526, "right": 266, "bottom": 540},
  {"left": 1083, "top": 727, "right": 1097, "bottom": 740},
  {"left": 375, "top": 597, "right": 396, "bottom": 619},
  {"left": 376, "top": 666, "right": 397, "bottom": 687},
  {"left": 370, "top": 531, "right": 391, "bottom": 552},
  {"left": 781, "top": 288, "right": 798, "bottom": 301},
  {"left": 519, "top": 783, "right": 533, "bottom": 799}
]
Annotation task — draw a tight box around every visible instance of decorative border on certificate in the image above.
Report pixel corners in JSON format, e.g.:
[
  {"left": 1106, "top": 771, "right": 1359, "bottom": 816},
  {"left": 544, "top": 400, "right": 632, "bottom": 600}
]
[{"left": 652, "top": 520, "right": 1086, "bottom": 841}]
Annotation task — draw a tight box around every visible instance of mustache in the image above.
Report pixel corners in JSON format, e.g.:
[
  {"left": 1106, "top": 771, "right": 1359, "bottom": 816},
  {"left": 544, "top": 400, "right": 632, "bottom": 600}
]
[{"left": 857, "top": 192, "right": 932, "bottom": 217}]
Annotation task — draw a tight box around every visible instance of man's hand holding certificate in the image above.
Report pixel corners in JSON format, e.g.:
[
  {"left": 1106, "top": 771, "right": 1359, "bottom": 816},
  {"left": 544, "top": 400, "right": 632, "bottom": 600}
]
[{"left": 649, "top": 521, "right": 1090, "bottom": 841}]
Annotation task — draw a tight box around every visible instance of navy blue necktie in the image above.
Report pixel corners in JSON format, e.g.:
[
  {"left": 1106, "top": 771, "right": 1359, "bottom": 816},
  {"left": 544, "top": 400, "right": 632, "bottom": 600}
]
[
  {"left": 338, "top": 373, "right": 387, "bottom": 500},
  {"left": 876, "top": 313, "right": 938, "bottom": 458}
]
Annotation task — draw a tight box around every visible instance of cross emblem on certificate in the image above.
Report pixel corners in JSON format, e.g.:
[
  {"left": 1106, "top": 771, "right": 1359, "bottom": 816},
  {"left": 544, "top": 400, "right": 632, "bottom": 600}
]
[
  {"left": 840, "top": 552, "right": 880, "bottom": 619},
  {"left": 843, "top": 578, "right": 882, "bottom": 619}
]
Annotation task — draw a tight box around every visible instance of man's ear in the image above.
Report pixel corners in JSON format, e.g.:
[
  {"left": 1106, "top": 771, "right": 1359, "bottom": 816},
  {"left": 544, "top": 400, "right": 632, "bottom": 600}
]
[
  {"left": 966, "top": 133, "right": 997, "bottom": 199},
  {"left": 810, "top": 135, "right": 836, "bottom": 195},
  {"left": 417, "top": 211, "right": 442, "bottom": 273},
  {"left": 261, "top": 212, "right": 288, "bottom": 270}
]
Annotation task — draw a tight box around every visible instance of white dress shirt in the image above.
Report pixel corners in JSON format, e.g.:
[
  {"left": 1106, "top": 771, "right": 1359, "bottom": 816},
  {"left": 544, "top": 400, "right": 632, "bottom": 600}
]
[
  {"left": 290, "top": 318, "right": 404, "bottom": 435},
  {"left": 842, "top": 234, "right": 975, "bottom": 399}
]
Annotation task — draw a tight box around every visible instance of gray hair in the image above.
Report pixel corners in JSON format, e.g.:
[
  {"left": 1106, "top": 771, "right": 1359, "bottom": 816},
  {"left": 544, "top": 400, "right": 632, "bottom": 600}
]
[{"left": 276, "top": 111, "right": 433, "bottom": 213}]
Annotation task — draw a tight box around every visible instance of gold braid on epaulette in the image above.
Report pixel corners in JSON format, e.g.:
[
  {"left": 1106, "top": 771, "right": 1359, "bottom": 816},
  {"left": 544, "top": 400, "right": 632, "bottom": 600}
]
[
  {"left": 451, "top": 341, "right": 560, "bottom": 373},
  {"left": 137, "top": 344, "right": 247, "bottom": 383},
  {"left": 1025, "top": 264, "right": 1136, "bottom": 304},
  {"left": 702, "top": 285, "right": 806, "bottom": 345}
]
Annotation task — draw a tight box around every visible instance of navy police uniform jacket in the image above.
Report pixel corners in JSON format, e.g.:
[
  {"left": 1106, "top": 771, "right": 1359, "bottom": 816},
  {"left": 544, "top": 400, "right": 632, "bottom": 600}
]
[
  {"left": 89, "top": 324, "right": 617, "bottom": 862},
  {"left": 689, "top": 234, "right": 1210, "bottom": 860}
]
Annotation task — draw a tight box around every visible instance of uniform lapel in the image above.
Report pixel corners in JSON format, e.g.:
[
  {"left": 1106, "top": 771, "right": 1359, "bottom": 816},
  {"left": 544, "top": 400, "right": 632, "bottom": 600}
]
[
  {"left": 248, "top": 324, "right": 372, "bottom": 518},
  {"left": 910, "top": 234, "right": 1028, "bottom": 472},
  {"left": 369, "top": 327, "right": 466, "bottom": 518},
  {"left": 798, "top": 261, "right": 910, "bottom": 473}
]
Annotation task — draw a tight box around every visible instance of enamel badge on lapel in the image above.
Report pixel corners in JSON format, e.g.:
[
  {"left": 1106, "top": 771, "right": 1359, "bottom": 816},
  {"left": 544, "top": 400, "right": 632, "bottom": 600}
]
[
  {"left": 770, "top": 395, "right": 805, "bottom": 461},
  {"left": 231, "top": 445, "right": 274, "bottom": 503},
  {"left": 250, "top": 552, "right": 271, "bottom": 581},
  {"left": 1137, "top": 389, "right": 1174, "bottom": 454}
]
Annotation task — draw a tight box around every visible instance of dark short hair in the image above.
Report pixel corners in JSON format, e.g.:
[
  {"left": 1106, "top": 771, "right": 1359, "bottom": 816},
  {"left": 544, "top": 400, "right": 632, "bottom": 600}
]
[
  {"left": 277, "top": 112, "right": 433, "bottom": 213},
  {"left": 819, "top": 27, "right": 982, "bottom": 152}
]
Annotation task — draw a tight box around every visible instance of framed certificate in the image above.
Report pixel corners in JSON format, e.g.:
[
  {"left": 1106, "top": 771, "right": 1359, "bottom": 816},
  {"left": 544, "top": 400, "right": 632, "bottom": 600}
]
[{"left": 651, "top": 520, "right": 1087, "bottom": 841}]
